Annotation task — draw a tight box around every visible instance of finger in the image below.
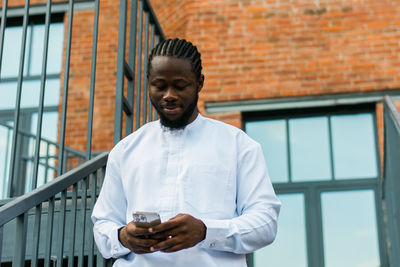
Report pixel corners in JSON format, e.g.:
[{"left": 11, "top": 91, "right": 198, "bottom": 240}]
[
  {"left": 129, "top": 237, "right": 159, "bottom": 248},
  {"left": 168, "top": 213, "right": 185, "bottom": 220},
  {"left": 151, "top": 214, "right": 188, "bottom": 233},
  {"left": 132, "top": 226, "right": 154, "bottom": 237},
  {"left": 160, "top": 244, "right": 185, "bottom": 253},
  {"left": 132, "top": 247, "right": 155, "bottom": 254},
  {"left": 151, "top": 236, "right": 177, "bottom": 251},
  {"left": 149, "top": 230, "right": 176, "bottom": 240},
  {"left": 151, "top": 220, "right": 180, "bottom": 233},
  {"left": 124, "top": 222, "right": 152, "bottom": 237},
  {"left": 128, "top": 243, "right": 156, "bottom": 254},
  {"left": 133, "top": 247, "right": 153, "bottom": 254}
]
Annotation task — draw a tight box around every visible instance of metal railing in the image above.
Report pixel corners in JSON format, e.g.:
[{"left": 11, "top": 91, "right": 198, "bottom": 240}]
[
  {"left": 0, "top": 0, "right": 165, "bottom": 265},
  {"left": 114, "top": 0, "right": 165, "bottom": 144},
  {"left": 0, "top": 121, "right": 86, "bottom": 199},
  {"left": 0, "top": 0, "right": 94, "bottom": 198},
  {"left": 383, "top": 96, "right": 400, "bottom": 267},
  {"left": 0, "top": 0, "right": 165, "bottom": 198},
  {"left": 0, "top": 152, "right": 112, "bottom": 267}
]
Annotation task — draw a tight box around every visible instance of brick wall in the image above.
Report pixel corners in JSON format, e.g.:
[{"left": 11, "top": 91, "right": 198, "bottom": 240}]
[
  {"left": 149, "top": 0, "right": 400, "bottom": 165},
  {"left": 151, "top": 0, "right": 400, "bottom": 124},
  {"left": 60, "top": 2, "right": 120, "bottom": 153},
  {"left": 3, "top": 0, "right": 400, "bottom": 157}
]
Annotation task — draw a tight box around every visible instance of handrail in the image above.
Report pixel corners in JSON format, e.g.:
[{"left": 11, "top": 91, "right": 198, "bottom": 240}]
[
  {"left": 383, "top": 95, "right": 400, "bottom": 131},
  {"left": 0, "top": 121, "right": 86, "bottom": 158},
  {"left": 0, "top": 151, "right": 108, "bottom": 226}
]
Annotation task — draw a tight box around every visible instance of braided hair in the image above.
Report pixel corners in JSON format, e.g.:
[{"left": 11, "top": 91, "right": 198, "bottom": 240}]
[{"left": 147, "top": 38, "right": 203, "bottom": 80}]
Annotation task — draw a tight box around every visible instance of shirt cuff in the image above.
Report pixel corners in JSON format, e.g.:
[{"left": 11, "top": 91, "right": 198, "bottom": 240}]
[
  {"left": 198, "top": 218, "right": 230, "bottom": 250},
  {"left": 110, "top": 226, "right": 131, "bottom": 258}
]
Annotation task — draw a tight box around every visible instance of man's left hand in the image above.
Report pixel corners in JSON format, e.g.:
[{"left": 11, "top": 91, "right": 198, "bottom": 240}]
[{"left": 148, "top": 213, "right": 206, "bottom": 253}]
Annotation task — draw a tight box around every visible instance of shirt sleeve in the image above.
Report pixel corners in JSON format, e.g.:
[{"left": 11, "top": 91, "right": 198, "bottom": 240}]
[
  {"left": 199, "top": 140, "right": 281, "bottom": 254},
  {"left": 91, "top": 143, "right": 131, "bottom": 259}
]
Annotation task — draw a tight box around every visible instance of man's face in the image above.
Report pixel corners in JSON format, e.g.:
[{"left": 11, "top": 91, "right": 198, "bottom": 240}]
[{"left": 148, "top": 56, "right": 203, "bottom": 129}]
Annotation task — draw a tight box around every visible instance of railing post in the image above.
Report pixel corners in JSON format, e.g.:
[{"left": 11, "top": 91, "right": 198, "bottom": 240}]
[
  {"left": 148, "top": 24, "right": 155, "bottom": 121},
  {"left": 13, "top": 213, "right": 28, "bottom": 267},
  {"left": 32, "top": 0, "right": 52, "bottom": 189},
  {"left": 78, "top": 177, "right": 88, "bottom": 267},
  {"left": 68, "top": 183, "right": 78, "bottom": 267},
  {"left": 8, "top": 0, "right": 30, "bottom": 198},
  {"left": 44, "top": 197, "right": 55, "bottom": 267},
  {"left": 135, "top": 0, "right": 144, "bottom": 130},
  {"left": 86, "top": 0, "right": 101, "bottom": 161},
  {"left": 0, "top": 0, "right": 9, "bottom": 78},
  {"left": 31, "top": 204, "right": 42, "bottom": 267},
  {"left": 56, "top": 190, "right": 67, "bottom": 267},
  {"left": 0, "top": 226, "right": 3, "bottom": 264},
  {"left": 58, "top": 0, "right": 75, "bottom": 176},
  {"left": 114, "top": 0, "right": 128, "bottom": 144},
  {"left": 142, "top": 11, "right": 150, "bottom": 124},
  {"left": 88, "top": 171, "right": 98, "bottom": 267}
]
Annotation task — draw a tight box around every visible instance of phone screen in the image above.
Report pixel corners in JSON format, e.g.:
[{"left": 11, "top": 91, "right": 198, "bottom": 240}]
[{"left": 132, "top": 211, "right": 161, "bottom": 228}]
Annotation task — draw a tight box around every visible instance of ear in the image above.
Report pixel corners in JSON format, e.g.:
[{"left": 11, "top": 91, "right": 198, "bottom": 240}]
[{"left": 197, "top": 74, "right": 204, "bottom": 93}]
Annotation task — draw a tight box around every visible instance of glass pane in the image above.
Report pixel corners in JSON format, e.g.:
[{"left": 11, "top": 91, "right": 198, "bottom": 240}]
[
  {"left": 254, "top": 193, "right": 307, "bottom": 267},
  {"left": 289, "top": 116, "right": 332, "bottom": 181},
  {"left": 31, "top": 111, "right": 59, "bottom": 142},
  {"left": 0, "top": 121, "right": 13, "bottom": 199},
  {"left": 30, "top": 23, "right": 64, "bottom": 75},
  {"left": 0, "top": 26, "right": 31, "bottom": 78},
  {"left": 24, "top": 112, "right": 59, "bottom": 192},
  {"left": 0, "top": 81, "right": 17, "bottom": 110},
  {"left": 246, "top": 120, "right": 288, "bottom": 183},
  {"left": 21, "top": 79, "right": 61, "bottom": 108},
  {"left": 0, "top": 79, "right": 60, "bottom": 110},
  {"left": 331, "top": 114, "right": 378, "bottom": 179},
  {"left": 321, "top": 190, "right": 380, "bottom": 267}
]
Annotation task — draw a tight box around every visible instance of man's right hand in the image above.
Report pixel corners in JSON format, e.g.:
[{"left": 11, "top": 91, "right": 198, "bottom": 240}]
[{"left": 118, "top": 221, "right": 159, "bottom": 254}]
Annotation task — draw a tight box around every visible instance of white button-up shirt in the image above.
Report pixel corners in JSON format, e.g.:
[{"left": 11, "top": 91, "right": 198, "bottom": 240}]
[{"left": 92, "top": 114, "right": 281, "bottom": 267}]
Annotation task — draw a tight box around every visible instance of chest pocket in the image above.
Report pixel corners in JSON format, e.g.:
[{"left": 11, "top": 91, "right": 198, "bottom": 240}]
[{"left": 183, "top": 164, "right": 232, "bottom": 215}]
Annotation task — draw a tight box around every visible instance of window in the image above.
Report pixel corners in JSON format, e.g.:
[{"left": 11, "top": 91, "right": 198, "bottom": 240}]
[
  {"left": 245, "top": 105, "right": 386, "bottom": 267},
  {"left": 246, "top": 112, "right": 378, "bottom": 183},
  {"left": 0, "top": 15, "right": 64, "bottom": 199}
]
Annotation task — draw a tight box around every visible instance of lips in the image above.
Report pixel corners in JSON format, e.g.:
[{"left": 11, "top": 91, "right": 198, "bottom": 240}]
[{"left": 161, "top": 104, "right": 182, "bottom": 115}]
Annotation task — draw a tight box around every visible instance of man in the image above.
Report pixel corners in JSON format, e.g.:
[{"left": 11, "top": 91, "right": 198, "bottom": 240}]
[{"left": 92, "top": 38, "right": 281, "bottom": 267}]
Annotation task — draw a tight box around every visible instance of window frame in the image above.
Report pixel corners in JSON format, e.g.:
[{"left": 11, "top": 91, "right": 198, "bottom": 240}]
[
  {"left": 0, "top": 13, "right": 64, "bottom": 198},
  {"left": 243, "top": 103, "right": 389, "bottom": 267}
]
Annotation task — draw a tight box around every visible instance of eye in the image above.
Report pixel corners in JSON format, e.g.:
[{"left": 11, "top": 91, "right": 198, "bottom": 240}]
[
  {"left": 175, "top": 83, "right": 190, "bottom": 91},
  {"left": 151, "top": 83, "right": 166, "bottom": 91}
]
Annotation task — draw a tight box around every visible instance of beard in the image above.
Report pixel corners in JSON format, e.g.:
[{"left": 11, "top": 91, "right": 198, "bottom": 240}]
[{"left": 150, "top": 93, "right": 199, "bottom": 130}]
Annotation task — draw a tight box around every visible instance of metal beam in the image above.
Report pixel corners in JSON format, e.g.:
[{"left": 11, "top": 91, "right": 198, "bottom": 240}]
[
  {"left": 0, "top": 1, "right": 94, "bottom": 18},
  {"left": 384, "top": 95, "right": 400, "bottom": 130},
  {"left": 0, "top": 152, "right": 108, "bottom": 226},
  {"left": 205, "top": 90, "right": 400, "bottom": 114}
]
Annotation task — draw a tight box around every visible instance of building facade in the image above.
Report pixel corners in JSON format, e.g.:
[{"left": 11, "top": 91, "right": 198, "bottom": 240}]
[{"left": 1, "top": 0, "right": 400, "bottom": 266}]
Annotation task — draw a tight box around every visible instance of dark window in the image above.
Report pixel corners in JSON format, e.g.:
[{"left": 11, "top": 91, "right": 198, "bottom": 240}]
[
  {"left": 244, "top": 105, "right": 385, "bottom": 267},
  {"left": 0, "top": 15, "right": 64, "bottom": 198}
]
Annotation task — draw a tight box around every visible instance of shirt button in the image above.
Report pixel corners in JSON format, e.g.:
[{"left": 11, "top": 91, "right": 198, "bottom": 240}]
[{"left": 210, "top": 243, "right": 215, "bottom": 248}]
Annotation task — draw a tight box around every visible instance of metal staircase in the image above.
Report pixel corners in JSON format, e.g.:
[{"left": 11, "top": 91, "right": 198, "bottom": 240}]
[
  {"left": 0, "top": 152, "right": 109, "bottom": 266},
  {"left": 0, "top": 0, "right": 164, "bottom": 265}
]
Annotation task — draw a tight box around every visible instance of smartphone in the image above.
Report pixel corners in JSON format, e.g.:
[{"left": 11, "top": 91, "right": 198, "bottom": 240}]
[{"left": 132, "top": 211, "right": 161, "bottom": 228}]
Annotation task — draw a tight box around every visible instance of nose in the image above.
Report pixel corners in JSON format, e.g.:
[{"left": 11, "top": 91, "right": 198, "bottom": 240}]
[{"left": 163, "top": 87, "right": 178, "bottom": 102}]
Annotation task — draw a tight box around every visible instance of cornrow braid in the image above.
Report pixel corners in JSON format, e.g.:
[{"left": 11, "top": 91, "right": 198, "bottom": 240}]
[{"left": 147, "top": 38, "right": 203, "bottom": 80}]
